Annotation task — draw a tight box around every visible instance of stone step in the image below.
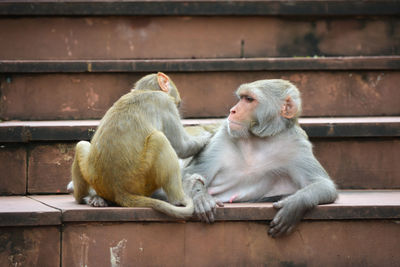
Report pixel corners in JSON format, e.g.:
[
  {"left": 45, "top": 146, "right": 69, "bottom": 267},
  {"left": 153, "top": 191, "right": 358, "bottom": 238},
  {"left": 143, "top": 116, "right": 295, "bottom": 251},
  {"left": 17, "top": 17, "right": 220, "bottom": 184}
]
[
  {"left": 1, "top": 191, "right": 399, "bottom": 266},
  {"left": 1, "top": 57, "right": 399, "bottom": 120},
  {"left": 0, "top": 17, "right": 398, "bottom": 60},
  {"left": 0, "top": 118, "right": 399, "bottom": 194}
]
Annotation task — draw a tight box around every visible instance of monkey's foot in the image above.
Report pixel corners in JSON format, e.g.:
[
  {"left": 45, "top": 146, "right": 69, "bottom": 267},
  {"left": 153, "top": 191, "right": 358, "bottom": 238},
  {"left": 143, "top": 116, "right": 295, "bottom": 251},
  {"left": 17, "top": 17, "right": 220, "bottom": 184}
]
[{"left": 85, "top": 195, "right": 109, "bottom": 207}]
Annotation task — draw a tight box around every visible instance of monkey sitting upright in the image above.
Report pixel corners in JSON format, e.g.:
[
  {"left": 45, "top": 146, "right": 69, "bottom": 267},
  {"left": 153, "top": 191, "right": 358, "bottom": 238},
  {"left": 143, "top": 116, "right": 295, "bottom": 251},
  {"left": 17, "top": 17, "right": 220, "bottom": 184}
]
[{"left": 70, "top": 72, "right": 210, "bottom": 218}]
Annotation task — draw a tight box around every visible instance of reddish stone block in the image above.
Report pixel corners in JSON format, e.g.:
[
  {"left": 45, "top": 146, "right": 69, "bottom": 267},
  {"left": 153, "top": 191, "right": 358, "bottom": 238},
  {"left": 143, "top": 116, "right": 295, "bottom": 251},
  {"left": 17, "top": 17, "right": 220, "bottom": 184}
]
[
  {"left": 0, "top": 17, "right": 398, "bottom": 59},
  {"left": 28, "top": 143, "right": 75, "bottom": 194},
  {"left": 0, "top": 145, "right": 26, "bottom": 195},
  {"left": 0, "top": 73, "right": 139, "bottom": 121},
  {"left": 313, "top": 138, "right": 400, "bottom": 189},
  {"left": 62, "top": 221, "right": 400, "bottom": 266},
  {"left": 63, "top": 222, "right": 186, "bottom": 267},
  {"left": 0, "top": 196, "right": 60, "bottom": 227},
  {"left": 31, "top": 191, "right": 400, "bottom": 223},
  {"left": 1, "top": 71, "right": 399, "bottom": 120},
  {"left": 0, "top": 226, "right": 60, "bottom": 267}
]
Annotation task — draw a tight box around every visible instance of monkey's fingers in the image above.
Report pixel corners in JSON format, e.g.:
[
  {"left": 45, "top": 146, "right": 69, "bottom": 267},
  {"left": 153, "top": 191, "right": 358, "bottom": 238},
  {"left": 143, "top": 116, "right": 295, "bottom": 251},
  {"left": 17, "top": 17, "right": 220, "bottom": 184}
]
[
  {"left": 270, "top": 207, "right": 284, "bottom": 226},
  {"left": 202, "top": 197, "right": 216, "bottom": 223},
  {"left": 269, "top": 222, "right": 290, "bottom": 238},
  {"left": 268, "top": 217, "right": 287, "bottom": 237},
  {"left": 195, "top": 197, "right": 212, "bottom": 223},
  {"left": 216, "top": 199, "right": 224, "bottom": 207}
]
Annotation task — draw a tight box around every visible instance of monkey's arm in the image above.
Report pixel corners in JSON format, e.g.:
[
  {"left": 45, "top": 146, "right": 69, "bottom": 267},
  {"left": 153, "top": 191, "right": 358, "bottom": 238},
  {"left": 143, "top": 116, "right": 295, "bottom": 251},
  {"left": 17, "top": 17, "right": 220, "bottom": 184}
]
[
  {"left": 161, "top": 105, "right": 211, "bottom": 158},
  {"left": 182, "top": 127, "right": 227, "bottom": 223},
  {"left": 269, "top": 153, "right": 337, "bottom": 237}
]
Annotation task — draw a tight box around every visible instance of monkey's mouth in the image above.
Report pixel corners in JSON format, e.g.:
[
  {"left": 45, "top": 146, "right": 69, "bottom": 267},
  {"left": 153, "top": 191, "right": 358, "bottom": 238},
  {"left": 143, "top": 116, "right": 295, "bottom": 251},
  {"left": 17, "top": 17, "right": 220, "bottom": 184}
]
[
  {"left": 227, "top": 119, "right": 244, "bottom": 126},
  {"left": 227, "top": 119, "right": 247, "bottom": 131}
]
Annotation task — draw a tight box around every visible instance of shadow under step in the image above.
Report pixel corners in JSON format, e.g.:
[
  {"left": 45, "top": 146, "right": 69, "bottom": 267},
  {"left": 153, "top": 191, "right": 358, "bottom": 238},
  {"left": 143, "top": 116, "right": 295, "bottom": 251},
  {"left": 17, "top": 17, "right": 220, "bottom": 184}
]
[{"left": 1, "top": 0, "right": 399, "bottom": 16}]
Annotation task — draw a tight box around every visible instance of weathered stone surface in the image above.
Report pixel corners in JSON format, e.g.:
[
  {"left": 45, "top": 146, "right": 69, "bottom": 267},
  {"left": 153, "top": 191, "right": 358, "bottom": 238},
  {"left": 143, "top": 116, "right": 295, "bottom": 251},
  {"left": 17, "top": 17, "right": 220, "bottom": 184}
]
[
  {"left": 0, "top": 192, "right": 396, "bottom": 266},
  {"left": 0, "top": 227, "right": 60, "bottom": 267},
  {"left": 313, "top": 138, "right": 400, "bottom": 189},
  {"left": 0, "top": 196, "right": 60, "bottom": 226},
  {"left": 0, "top": 145, "right": 26, "bottom": 195},
  {"left": 23, "top": 137, "right": 400, "bottom": 193},
  {"left": 1, "top": 71, "right": 399, "bottom": 120},
  {"left": 61, "top": 220, "right": 400, "bottom": 266},
  {"left": 0, "top": 16, "right": 399, "bottom": 59},
  {"left": 28, "top": 143, "right": 75, "bottom": 194},
  {"left": 32, "top": 191, "right": 400, "bottom": 222}
]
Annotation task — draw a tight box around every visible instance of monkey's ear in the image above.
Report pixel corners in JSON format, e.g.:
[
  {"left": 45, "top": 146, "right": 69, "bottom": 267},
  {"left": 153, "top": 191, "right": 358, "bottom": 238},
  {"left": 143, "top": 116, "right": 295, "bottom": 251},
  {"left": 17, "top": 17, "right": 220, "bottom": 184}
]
[
  {"left": 157, "top": 72, "right": 170, "bottom": 93},
  {"left": 281, "top": 96, "right": 298, "bottom": 119}
]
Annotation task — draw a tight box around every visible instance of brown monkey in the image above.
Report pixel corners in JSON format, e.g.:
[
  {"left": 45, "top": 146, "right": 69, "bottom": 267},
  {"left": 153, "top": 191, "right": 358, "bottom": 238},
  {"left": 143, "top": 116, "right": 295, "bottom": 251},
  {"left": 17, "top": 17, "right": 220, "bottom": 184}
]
[
  {"left": 70, "top": 72, "right": 210, "bottom": 218},
  {"left": 183, "top": 79, "right": 338, "bottom": 236}
]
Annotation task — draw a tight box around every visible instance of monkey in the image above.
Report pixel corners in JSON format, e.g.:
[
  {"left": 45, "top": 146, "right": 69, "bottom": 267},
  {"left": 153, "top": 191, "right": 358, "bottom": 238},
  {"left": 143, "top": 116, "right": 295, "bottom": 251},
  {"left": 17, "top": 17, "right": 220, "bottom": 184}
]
[
  {"left": 70, "top": 72, "right": 210, "bottom": 218},
  {"left": 182, "top": 79, "right": 338, "bottom": 237},
  {"left": 67, "top": 121, "right": 221, "bottom": 207}
]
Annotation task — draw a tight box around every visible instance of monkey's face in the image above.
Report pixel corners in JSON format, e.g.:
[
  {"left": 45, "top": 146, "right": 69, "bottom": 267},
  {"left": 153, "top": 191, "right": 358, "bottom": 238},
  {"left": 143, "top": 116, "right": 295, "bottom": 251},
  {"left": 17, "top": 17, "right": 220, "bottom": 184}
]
[{"left": 227, "top": 91, "right": 258, "bottom": 137}]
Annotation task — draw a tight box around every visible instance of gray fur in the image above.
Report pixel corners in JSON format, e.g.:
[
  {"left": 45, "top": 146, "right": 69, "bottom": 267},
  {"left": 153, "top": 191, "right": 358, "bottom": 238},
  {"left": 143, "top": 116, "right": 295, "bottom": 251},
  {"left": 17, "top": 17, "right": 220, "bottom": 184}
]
[{"left": 183, "top": 79, "right": 337, "bottom": 237}]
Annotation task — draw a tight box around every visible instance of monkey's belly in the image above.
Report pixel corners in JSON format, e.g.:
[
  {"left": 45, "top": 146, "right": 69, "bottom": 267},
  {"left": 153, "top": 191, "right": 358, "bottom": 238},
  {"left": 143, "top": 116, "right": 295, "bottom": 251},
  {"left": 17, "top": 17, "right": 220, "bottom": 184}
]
[{"left": 208, "top": 173, "right": 299, "bottom": 203}]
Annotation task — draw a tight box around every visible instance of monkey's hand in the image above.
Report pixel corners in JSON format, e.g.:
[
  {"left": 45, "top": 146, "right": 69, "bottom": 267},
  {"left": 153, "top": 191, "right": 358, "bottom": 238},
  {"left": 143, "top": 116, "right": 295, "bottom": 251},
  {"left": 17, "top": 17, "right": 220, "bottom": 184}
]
[
  {"left": 269, "top": 196, "right": 309, "bottom": 238},
  {"left": 196, "top": 131, "right": 212, "bottom": 148},
  {"left": 184, "top": 174, "right": 223, "bottom": 223}
]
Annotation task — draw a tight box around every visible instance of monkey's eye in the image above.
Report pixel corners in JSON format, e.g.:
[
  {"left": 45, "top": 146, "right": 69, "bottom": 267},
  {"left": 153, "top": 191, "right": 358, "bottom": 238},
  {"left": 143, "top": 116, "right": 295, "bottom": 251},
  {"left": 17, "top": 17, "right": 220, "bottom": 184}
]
[{"left": 241, "top": 95, "right": 255, "bottom": 103}]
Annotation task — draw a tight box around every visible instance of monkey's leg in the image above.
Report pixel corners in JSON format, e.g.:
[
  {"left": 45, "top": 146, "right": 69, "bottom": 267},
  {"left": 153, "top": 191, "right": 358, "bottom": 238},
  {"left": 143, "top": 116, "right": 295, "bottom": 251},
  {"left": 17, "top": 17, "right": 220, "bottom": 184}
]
[
  {"left": 148, "top": 131, "right": 191, "bottom": 207},
  {"left": 71, "top": 141, "right": 92, "bottom": 204}
]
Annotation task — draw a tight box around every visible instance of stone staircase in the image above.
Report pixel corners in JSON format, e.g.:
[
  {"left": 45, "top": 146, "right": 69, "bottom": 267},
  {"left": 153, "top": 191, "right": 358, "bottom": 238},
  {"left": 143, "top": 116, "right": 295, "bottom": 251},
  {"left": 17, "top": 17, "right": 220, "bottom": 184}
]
[{"left": 0, "top": 1, "right": 399, "bottom": 266}]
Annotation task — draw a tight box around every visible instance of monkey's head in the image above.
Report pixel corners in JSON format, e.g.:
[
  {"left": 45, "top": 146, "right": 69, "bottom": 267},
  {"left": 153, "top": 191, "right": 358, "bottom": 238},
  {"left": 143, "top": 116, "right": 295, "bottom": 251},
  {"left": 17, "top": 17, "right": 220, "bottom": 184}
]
[
  {"left": 133, "top": 72, "right": 182, "bottom": 107},
  {"left": 227, "top": 79, "right": 302, "bottom": 138}
]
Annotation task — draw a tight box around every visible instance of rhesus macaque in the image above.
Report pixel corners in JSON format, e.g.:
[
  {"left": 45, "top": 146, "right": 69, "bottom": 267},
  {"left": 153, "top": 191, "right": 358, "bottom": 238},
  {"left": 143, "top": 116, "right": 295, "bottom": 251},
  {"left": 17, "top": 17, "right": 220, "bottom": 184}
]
[
  {"left": 70, "top": 72, "right": 210, "bottom": 218},
  {"left": 183, "top": 79, "right": 338, "bottom": 237}
]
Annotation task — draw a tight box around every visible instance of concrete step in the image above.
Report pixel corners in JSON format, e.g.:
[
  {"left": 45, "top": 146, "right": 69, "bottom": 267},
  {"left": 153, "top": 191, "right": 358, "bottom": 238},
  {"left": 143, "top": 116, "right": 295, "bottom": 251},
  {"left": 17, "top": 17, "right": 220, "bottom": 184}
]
[
  {"left": 0, "top": 4, "right": 399, "bottom": 60},
  {"left": 1, "top": 191, "right": 399, "bottom": 266},
  {"left": 1, "top": 57, "right": 399, "bottom": 120},
  {"left": 0, "top": 118, "right": 399, "bottom": 194}
]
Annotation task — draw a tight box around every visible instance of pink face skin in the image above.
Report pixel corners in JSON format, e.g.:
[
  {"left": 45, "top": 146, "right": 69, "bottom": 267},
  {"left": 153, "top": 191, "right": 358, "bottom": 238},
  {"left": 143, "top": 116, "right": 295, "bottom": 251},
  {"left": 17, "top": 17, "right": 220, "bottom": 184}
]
[{"left": 227, "top": 92, "right": 258, "bottom": 132}]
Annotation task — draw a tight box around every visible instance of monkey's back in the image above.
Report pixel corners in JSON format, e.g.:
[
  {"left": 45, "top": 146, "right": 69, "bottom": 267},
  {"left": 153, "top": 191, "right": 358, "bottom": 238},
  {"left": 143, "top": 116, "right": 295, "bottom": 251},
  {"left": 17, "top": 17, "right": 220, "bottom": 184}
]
[{"left": 87, "top": 90, "right": 172, "bottom": 198}]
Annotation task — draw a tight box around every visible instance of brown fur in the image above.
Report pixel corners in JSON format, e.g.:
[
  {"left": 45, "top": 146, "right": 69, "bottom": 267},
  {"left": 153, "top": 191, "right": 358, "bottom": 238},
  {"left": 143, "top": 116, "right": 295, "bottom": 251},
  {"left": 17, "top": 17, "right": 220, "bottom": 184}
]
[{"left": 71, "top": 73, "right": 209, "bottom": 218}]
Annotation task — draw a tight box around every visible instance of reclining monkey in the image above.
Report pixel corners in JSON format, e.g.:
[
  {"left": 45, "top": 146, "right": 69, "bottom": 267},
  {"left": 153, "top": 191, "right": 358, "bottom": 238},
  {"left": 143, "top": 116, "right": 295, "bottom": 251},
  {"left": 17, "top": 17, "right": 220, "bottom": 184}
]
[
  {"left": 183, "top": 79, "right": 338, "bottom": 237},
  {"left": 70, "top": 72, "right": 210, "bottom": 218}
]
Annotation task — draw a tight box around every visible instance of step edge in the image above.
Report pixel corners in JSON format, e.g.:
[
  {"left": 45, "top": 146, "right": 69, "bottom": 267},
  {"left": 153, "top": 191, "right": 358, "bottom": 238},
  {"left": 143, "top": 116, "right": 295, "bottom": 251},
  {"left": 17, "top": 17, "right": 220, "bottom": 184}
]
[
  {"left": 1, "top": 117, "right": 399, "bottom": 142},
  {"left": 30, "top": 190, "right": 400, "bottom": 223},
  {"left": 1, "top": 191, "right": 399, "bottom": 226},
  {"left": 0, "top": 196, "right": 61, "bottom": 227},
  {"left": 1, "top": 0, "right": 399, "bottom": 16},
  {"left": 1, "top": 56, "right": 399, "bottom": 72}
]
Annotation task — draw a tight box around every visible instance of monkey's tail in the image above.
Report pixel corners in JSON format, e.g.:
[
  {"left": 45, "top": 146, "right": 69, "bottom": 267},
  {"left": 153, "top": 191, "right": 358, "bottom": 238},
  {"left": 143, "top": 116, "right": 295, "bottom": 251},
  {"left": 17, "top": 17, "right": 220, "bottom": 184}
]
[
  {"left": 116, "top": 193, "right": 194, "bottom": 219},
  {"left": 71, "top": 141, "right": 92, "bottom": 204}
]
